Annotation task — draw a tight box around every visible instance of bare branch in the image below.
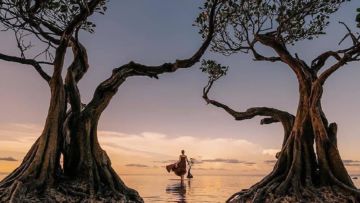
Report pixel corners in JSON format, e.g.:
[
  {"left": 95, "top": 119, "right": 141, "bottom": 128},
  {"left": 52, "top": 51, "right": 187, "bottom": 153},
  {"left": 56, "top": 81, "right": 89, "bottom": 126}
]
[
  {"left": 260, "top": 117, "right": 279, "bottom": 125},
  {"left": 0, "top": 52, "right": 51, "bottom": 82},
  {"left": 203, "top": 81, "right": 240, "bottom": 119},
  {"left": 250, "top": 46, "right": 282, "bottom": 62},
  {"left": 202, "top": 71, "right": 294, "bottom": 148},
  {"left": 204, "top": 91, "right": 294, "bottom": 125},
  {"left": 202, "top": 73, "right": 294, "bottom": 126},
  {"left": 311, "top": 51, "right": 342, "bottom": 73},
  {"left": 306, "top": 26, "right": 360, "bottom": 82},
  {"left": 317, "top": 24, "right": 360, "bottom": 84},
  {"left": 338, "top": 22, "right": 358, "bottom": 46},
  {"left": 317, "top": 55, "right": 350, "bottom": 84}
]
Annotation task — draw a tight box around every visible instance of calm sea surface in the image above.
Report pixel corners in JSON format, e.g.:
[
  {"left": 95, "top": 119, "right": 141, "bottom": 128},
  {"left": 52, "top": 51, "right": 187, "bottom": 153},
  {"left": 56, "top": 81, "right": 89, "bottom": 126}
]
[
  {"left": 1, "top": 174, "right": 360, "bottom": 202},
  {"left": 122, "top": 175, "right": 262, "bottom": 203},
  {"left": 122, "top": 174, "right": 360, "bottom": 203}
]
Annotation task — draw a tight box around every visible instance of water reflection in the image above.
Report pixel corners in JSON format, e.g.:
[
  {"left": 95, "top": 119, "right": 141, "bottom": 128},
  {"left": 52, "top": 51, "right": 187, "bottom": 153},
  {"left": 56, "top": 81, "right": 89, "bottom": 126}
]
[
  {"left": 2, "top": 173, "right": 360, "bottom": 202},
  {"left": 166, "top": 179, "right": 191, "bottom": 202}
]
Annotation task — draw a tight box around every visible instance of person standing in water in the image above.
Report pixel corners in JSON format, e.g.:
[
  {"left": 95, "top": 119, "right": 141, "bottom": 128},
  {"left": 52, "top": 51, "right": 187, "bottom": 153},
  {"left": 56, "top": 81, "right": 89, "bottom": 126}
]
[{"left": 166, "top": 150, "right": 190, "bottom": 182}]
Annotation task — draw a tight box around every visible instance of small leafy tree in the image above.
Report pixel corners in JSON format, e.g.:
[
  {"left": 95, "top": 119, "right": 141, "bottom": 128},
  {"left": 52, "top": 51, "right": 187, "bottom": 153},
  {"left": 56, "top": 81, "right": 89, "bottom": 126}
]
[{"left": 198, "top": 0, "right": 360, "bottom": 202}]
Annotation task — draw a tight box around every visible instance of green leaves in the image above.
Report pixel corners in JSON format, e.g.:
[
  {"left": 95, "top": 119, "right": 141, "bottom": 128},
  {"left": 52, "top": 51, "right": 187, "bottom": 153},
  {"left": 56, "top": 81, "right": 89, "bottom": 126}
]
[
  {"left": 200, "top": 60, "right": 228, "bottom": 81},
  {"left": 196, "top": 0, "right": 349, "bottom": 54},
  {"left": 9, "top": 0, "right": 109, "bottom": 34}
]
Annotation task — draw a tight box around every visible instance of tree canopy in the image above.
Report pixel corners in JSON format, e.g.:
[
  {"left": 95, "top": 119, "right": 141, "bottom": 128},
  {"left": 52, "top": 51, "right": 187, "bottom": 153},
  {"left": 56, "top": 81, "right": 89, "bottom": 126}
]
[{"left": 197, "top": 0, "right": 349, "bottom": 54}]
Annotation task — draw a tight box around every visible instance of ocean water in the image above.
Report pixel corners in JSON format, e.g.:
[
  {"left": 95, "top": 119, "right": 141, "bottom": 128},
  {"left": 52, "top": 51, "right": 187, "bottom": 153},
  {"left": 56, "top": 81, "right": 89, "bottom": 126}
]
[
  {"left": 122, "top": 175, "right": 262, "bottom": 203},
  {"left": 1, "top": 174, "right": 360, "bottom": 202},
  {"left": 122, "top": 174, "right": 360, "bottom": 202}
]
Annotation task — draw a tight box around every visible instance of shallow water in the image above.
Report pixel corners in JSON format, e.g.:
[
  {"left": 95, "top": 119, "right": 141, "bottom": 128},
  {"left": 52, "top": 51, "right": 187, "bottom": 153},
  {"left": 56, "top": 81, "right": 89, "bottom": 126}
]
[
  {"left": 122, "top": 175, "right": 262, "bottom": 203},
  {"left": 121, "top": 175, "right": 360, "bottom": 202},
  {"left": 1, "top": 174, "right": 360, "bottom": 202}
]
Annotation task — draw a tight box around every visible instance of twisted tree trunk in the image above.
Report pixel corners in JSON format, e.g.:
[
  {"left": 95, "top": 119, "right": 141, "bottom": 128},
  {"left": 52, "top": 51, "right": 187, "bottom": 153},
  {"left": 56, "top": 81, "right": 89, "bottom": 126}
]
[
  {"left": 0, "top": 40, "right": 67, "bottom": 203},
  {"left": 0, "top": 37, "right": 144, "bottom": 203},
  {"left": 226, "top": 81, "right": 359, "bottom": 203},
  {"left": 62, "top": 65, "right": 143, "bottom": 201},
  {"left": 62, "top": 111, "right": 142, "bottom": 202}
]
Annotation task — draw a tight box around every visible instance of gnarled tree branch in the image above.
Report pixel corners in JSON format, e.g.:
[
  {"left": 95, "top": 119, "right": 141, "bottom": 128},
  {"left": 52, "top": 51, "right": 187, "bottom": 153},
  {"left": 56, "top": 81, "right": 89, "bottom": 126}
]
[
  {"left": 311, "top": 51, "right": 342, "bottom": 73},
  {"left": 84, "top": 0, "right": 220, "bottom": 117},
  {"left": 255, "top": 34, "right": 310, "bottom": 83},
  {"left": 251, "top": 49, "right": 282, "bottom": 62},
  {"left": 202, "top": 76, "right": 295, "bottom": 147},
  {"left": 318, "top": 46, "right": 360, "bottom": 84},
  {"left": 314, "top": 22, "right": 360, "bottom": 83}
]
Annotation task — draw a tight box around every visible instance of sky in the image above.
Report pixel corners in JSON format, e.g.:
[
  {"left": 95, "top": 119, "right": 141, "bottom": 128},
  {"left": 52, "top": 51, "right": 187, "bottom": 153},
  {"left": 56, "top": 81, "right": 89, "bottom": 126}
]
[{"left": 1, "top": 0, "right": 360, "bottom": 176}]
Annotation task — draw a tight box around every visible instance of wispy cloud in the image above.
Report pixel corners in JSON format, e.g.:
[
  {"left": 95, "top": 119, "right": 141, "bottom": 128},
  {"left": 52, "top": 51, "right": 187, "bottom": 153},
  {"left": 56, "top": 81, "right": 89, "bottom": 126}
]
[
  {"left": 264, "top": 159, "right": 360, "bottom": 167},
  {"left": 98, "top": 131, "right": 265, "bottom": 163},
  {"left": 0, "top": 123, "right": 41, "bottom": 141},
  {"left": 193, "top": 167, "right": 229, "bottom": 171},
  {"left": 0, "top": 123, "right": 266, "bottom": 162},
  {"left": 154, "top": 158, "right": 256, "bottom": 166},
  {"left": 343, "top": 160, "right": 360, "bottom": 163},
  {"left": 197, "top": 158, "right": 256, "bottom": 165},
  {"left": 0, "top": 157, "right": 17, "bottom": 161},
  {"left": 243, "top": 162, "right": 256, "bottom": 166},
  {"left": 343, "top": 160, "right": 360, "bottom": 166},
  {"left": 125, "top": 164, "right": 149, "bottom": 168},
  {"left": 264, "top": 160, "right": 277, "bottom": 164},
  {"left": 153, "top": 160, "right": 178, "bottom": 164},
  {"left": 201, "top": 158, "right": 242, "bottom": 163},
  {"left": 0, "top": 123, "right": 281, "bottom": 174}
]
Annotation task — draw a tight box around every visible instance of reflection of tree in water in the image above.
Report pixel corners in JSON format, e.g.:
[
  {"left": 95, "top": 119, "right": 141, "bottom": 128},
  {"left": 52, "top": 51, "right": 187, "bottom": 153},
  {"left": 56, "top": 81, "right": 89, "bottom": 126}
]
[{"left": 166, "top": 180, "right": 191, "bottom": 203}]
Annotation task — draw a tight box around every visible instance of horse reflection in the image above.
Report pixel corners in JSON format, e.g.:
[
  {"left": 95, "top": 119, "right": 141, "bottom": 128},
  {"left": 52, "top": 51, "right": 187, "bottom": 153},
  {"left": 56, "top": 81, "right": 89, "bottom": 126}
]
[{"left": 166, "top": 180, "right": 191, "bottom": 203}]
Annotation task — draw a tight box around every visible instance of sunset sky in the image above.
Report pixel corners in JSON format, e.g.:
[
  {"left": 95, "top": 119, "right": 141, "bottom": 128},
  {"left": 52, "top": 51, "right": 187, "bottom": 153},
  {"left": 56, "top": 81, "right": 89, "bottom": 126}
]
[{"left": 1, "top": 0, "right": 360, "bottom": 177}]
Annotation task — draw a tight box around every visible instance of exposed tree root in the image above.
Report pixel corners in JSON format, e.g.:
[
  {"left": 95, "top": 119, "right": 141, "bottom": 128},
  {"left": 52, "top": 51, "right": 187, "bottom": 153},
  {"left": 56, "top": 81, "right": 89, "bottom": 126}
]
[
  {"left": 227, "top": 133, "right": 360, "bottom": 203},
  {"left": 227, "top": 186, "right": 359, "bottom": 203},
  {"left": 0, "top": 120, "right": 143, "bottom": 203},
  {"left": 0, "top": 177, "right": 142, "bottom": 203},
  {"left": 226, "top": 132, "right": 360, "bottom": 203}
]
